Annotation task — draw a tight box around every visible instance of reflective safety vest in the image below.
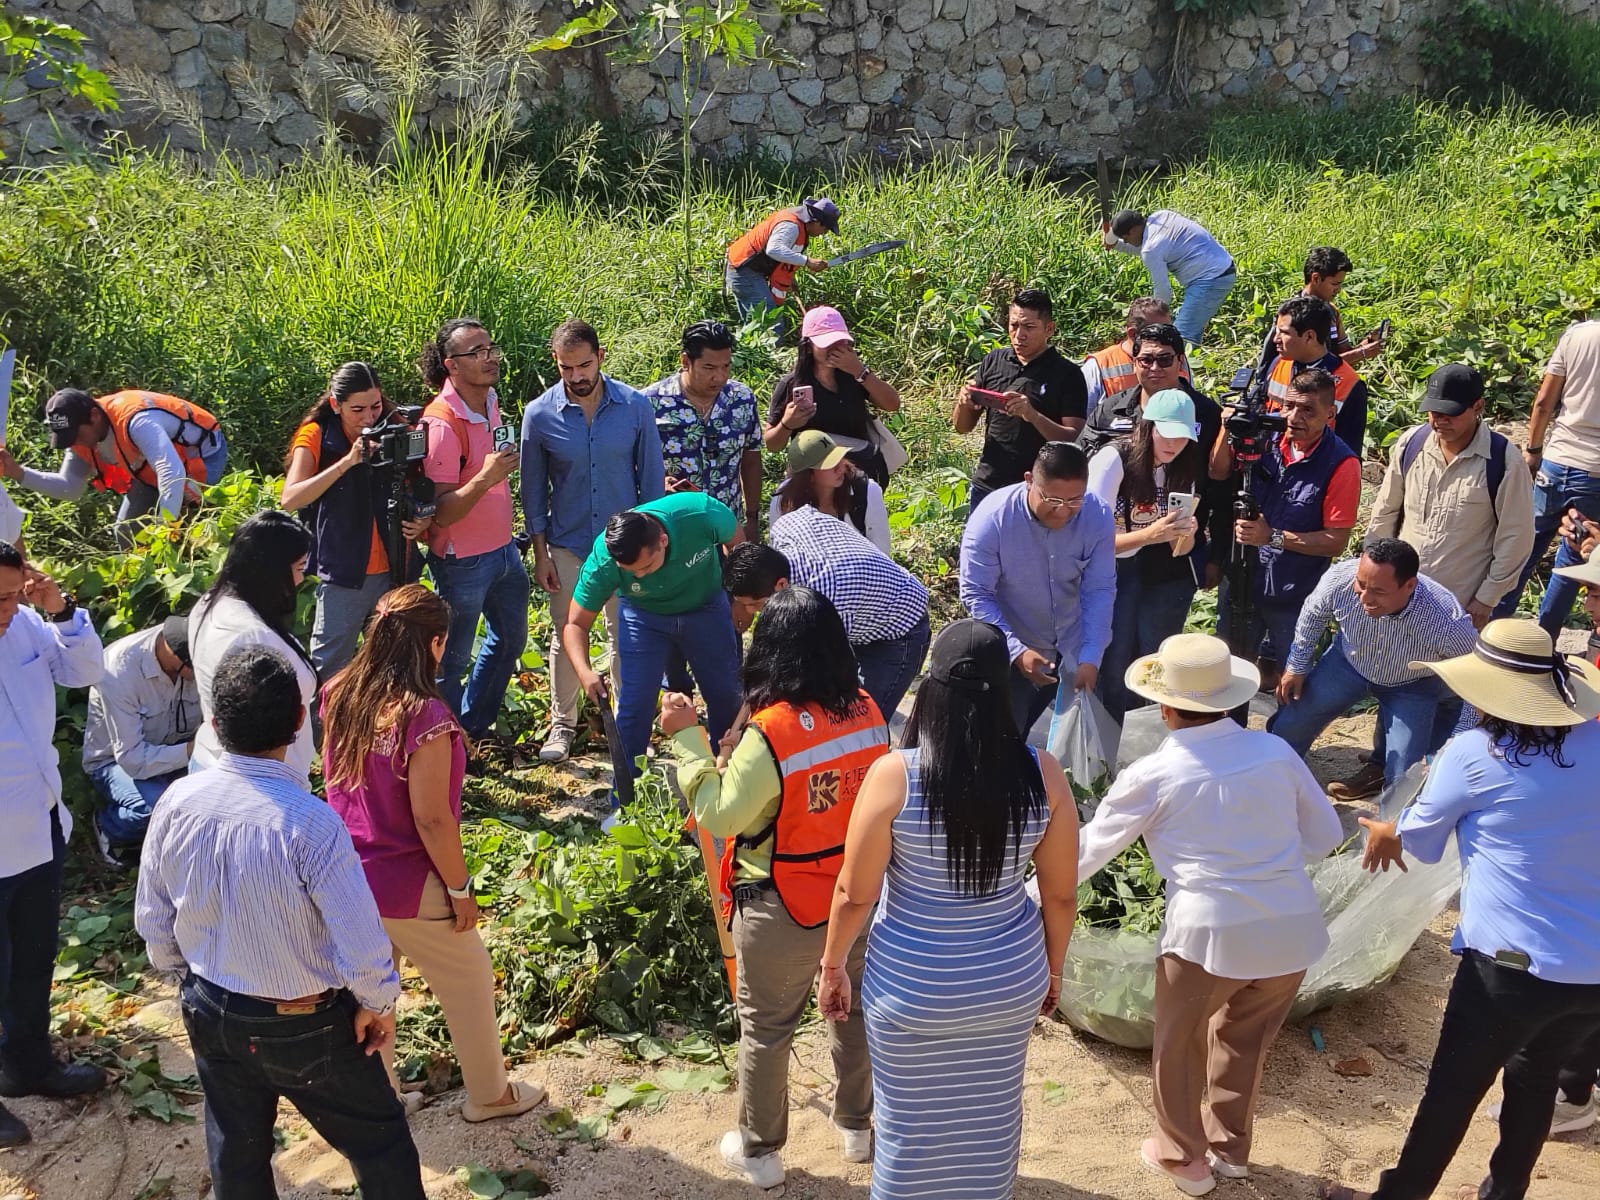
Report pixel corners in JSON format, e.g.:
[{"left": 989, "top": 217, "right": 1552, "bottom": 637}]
[
  {"left": 71, "top": 391, "right": 222, "bottom": 499},
  {"left": 720, "top": 692, "right": 889, "bottom": 929},
  {"left": 726, "top": 207, "right": 809, "bottom": 304},
  {"left": 1089, "top": 340, "right": 1191, "bottom": 396},
  {"left": 1264, "top": 356, "right": 1360, "bottom": 426}
]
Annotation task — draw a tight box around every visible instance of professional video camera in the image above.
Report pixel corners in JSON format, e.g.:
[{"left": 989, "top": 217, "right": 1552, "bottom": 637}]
[
  {"left": 1220, "top": 366, "right": 1288, "bottom": 665},
  {"left": 360, "top": 406, "right": 436, "bottom": 586}
]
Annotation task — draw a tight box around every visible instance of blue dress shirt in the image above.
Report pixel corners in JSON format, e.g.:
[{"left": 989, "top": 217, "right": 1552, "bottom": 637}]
[
  {"left": 958, "top": 482, "right": 1117, "bottom": 669},
  {"left": 520, "top": 376, "right": 666, "bottom": 557}
]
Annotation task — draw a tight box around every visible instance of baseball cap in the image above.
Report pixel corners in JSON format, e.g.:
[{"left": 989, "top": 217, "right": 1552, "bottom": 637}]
[
  {"left": 1420, "top": 364, "right": 1485, "bottom": 416},
  {"left": 161, "top": 613, "right": 193, "bottom": 668},
  {"left": 803, "top": 197, "right": 840, "bottom": 234},
  {"left": 800, "top": 305, "right": 853, "bottom": 349},
  {"left": 787, "top": 429, "right": 849, "bottom": 474},
  {"left": 45, "top": 388, "right": 97, "bottom": 451},
  {"left": 927, "top": 619, "right": 1012, "bottom": 695},
  {"left": 1142, "top": 389, "right": 1199, "bottom": 441}
]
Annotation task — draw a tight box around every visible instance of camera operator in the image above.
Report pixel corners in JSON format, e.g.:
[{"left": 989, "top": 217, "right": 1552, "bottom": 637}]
[
  {"left": 1222, "top": 368, "right": 1359, "bottom": 689},
  {"left": 282, "top": 363, "right": 432, "bottom": 682},
  {"left": 1261, "top": 296, "right": 1369, "bottom": 460}
]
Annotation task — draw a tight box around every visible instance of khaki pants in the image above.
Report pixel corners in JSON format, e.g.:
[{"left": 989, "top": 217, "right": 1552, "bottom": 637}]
[
  {"left": 1150, "top": 953, "right": 1305, "bottom": 1166},
  {"left": 380, "top": 874, "right": 508, "bottom": 1107},
  {"left": 548, "top": 545, "right": 620, "bottom": 731},
  {"left": 733, "top": 887, "right": 872, "bottom": 1157}
]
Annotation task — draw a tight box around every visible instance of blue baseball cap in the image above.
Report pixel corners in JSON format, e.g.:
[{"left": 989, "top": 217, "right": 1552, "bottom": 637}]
[
  {"left": 1142, "top": 388, "right": 1199, "bottom": 441},
  {"left": 803, "top": 197, "right": 840, "bottom": 234}
]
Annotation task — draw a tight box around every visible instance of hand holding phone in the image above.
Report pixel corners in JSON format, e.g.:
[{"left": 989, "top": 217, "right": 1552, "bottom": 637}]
[
  {"left": 492, "top": 424, "right": 516, "bottom": 453},
  {"left": 966, "top": 387, "right": 1013, "bottom": 408},
  {"left": 783, "top": 384, "right": 816, "bottom": 430}
]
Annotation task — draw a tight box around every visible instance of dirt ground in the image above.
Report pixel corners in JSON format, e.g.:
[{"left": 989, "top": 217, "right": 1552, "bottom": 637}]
[{"left": 4, "top": 710, "right": 1595, "bottom": 1200}]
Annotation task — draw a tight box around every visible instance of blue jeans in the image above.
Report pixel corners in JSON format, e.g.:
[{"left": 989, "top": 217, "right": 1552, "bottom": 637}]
[
  {"left": 179, "top": 974, "right": 424, "bottom": 1200},
  {"left": 855, "top": 614, "right": 931, "bottom": 723},
  {"left": 119, "top": 434, "right": 230, "bottom": 526},
  {"left": 1173, "top": 270, "right": 1236, "bottom": 348},
  {"left": 726, "top": 263, "right": 777, "bottom": 321},
  {"left": 1498, "top": 458, "right": 1600, "bottom": 635},
  {"left": 616, "top": 592, "right": 742, "bottom": 787},
  {"left": 428, "top": 543, "right": 530, "bottom": 740},
  {"left": 1267, "top": 638, "right": 1462, "bottom": 785},
  {"left": 1217, "top": 578, "right": 1302, "bottom": 669},
  {"left": 88, "top": 764, "right": 183, "bottom": 846},
  {"left": 1099, "top": 559, "right": 1198, "bottom": 722},
  {"left": 0, "top": 809, "right": 64, "bottom": 1081},
  {"left": 1009, "top": 658, "right": 1061, "bottom": 737},
  {"left": 310, "top": 572, "right": 391, "bottom": 683}
]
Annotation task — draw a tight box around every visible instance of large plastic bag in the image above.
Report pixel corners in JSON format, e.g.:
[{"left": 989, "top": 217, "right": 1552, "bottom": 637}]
[
  {"left": 1047, "top": 687, "right": 1121, "bottom": 808},
  {"left": 1056, "top": 760, "right": 1461, "bottom": 1048}
]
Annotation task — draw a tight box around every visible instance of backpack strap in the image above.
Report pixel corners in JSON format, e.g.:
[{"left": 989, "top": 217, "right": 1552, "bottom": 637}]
[{"left": 1399, "top": 424, "right": 1508, "bottom": 513}]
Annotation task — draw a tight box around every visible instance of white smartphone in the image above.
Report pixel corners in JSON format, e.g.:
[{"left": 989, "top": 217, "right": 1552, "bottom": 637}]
[{"left": 1166, "top": 492, "right": 1198, "bottom": 522}]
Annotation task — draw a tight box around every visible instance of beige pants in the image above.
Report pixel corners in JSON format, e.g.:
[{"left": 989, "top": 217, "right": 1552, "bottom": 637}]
[
  {"left": 732, "top": 886, "right": 872, "bottom": 1157},
  {"left": 548, "top": 545, "right": 620, "bottom": 731},
  {"left": 1150, "top": 953, "right": 1305, "bottom": 1166},
  {"left": 380, "top": 873, "right": 508, "bottom": 1107}
]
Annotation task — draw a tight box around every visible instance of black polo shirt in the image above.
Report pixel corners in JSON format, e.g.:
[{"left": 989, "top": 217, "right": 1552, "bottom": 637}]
[{"left": 968, "top": 346, "right": 1087, "bottom": 491}]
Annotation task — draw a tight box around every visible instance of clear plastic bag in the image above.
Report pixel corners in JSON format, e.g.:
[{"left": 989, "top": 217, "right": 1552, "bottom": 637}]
[
  {"left": 1046, "top": 687, "right": 1121, "bottom": 810},
  {"left": 1056, "top": 760, "right": 1461, "bottom": 1047}
]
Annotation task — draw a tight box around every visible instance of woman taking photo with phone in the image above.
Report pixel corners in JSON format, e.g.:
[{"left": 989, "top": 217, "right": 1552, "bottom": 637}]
[
  {"left": 768, "top": 430, "right": 891, "bottom": 553},
  {"left": 322, "top": 584, "right": 544, "bottom": 1123},
  {"left": 1086, "top": 389, "right": 1214, "bottom": 722},
  {"left": 281, "top": 362, "right": 431, "bottom": 682}
]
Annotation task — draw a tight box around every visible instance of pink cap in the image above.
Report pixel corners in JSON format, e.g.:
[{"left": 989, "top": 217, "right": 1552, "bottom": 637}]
[{"left": 800, "top": 305, "right": 853, "bottom": 349}]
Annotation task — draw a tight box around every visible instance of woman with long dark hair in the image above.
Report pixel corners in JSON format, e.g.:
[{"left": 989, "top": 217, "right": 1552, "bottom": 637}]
[
  {"left": 659, "top": 585, "right": 888, "bottom": 1190},
  {"left": 189, "top": 510, "right": 318, "bottom": 776},
  {"left": 764, "top": 306, "right": 902, "bottom": 486},
  {"left": 817, "top": 619, "right": 1078, "bottom": 1199},
  {"left": 1087, "top": 388, "right": 1208, "bottom": 721},
  {"left": 321, "top": 585, "right": 544, "bottom": 1124},
  {"left": 282, "top": 362, "right": 430, "bottom": 681},
  {"left": 1323, "top": 619, "right": 1600, "bottom": 1200},
  {"left": 768, "top": 430, "right": 891, "bottom": 552}
]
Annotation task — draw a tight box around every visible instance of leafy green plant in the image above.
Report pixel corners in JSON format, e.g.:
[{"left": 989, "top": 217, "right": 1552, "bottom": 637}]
[
  {"left": 1421, "top": 0, "right": 1600, "bottom": 116},
  {"left": 0, "top": 9, "right": 118, "bottom": 159},
  {"left": 118, "top": 1052, "right": 199, "bottom": 1124},
  {"left": 456, "top": 1164, "right": 551, "bottom": 1199}
]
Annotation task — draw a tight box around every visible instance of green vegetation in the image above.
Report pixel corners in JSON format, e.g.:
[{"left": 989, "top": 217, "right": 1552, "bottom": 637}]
[
  {"left": 1422, "top": 0, "right": 1600, "bottom": 116},
  {"left": 0, "top": 8, "right": 118, "bottom": 159}
]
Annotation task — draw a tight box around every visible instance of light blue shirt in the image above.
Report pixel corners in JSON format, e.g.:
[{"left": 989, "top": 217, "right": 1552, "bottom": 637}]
[
  {"left": 519, "top": 376, "right": 666, "bottom": 556},
  {"left": 135, "top": 753, "right": 401, "bottom": 1010},
  {"left": 1114, "top": 209, "right": 1234, "bottom": 302},
  {"left": 1397, "top": 722, "right": 1600, "bottom": 984},
  {"left": 0, "top": 606, "right": 103, "bottom": 877},
  {"left": 958, "top": 482, "right": 1117, "bottom": 669}
]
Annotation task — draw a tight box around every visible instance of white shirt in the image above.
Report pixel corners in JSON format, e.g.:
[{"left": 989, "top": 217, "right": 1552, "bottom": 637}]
[
  {"left": 1078, "top": 719, "right": 1343, "bottom": 980},
  {"left": 1114, "top": 210, "right": 1234, "bottom": 302},
  {"left": 0, "top": 484, "right": 24, "bottom": 545},
  {"left": 0, "top": 607, "right": 103, "bottom": 876},
  {"left": 769, "top": 477, "right": 891, "bottom": 554},
  {"left": 82, "top": 625, "right": 200, "bottom": 777},
  {"left": 189, "top": 594, "right": 317, "bottom": 780},
  {"left": 1087, "top": 444, "right": 1176, "bottom": 560}
]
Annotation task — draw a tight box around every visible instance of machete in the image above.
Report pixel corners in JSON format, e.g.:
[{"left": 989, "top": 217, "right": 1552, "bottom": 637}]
[
  {"left": 824, "top": 238, "right": 906, "bottom": 268},
  {"left": 0, "top": 348, "right": 15, "bottom": 448},
  {"left": 598, "top": 696, "right": 636, "bottom": 810},
  {"left": 1096, "top": 150, "right": 1112, "bottom": 228}
]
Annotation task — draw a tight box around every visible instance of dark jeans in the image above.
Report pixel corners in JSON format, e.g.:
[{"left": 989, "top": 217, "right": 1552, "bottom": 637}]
[
  {"left": 429, "top": 542, "right": 531, "bottom": 739},
  {"left": 0, "top": 810, "right": 65, "bottom": 1081},
  {"left": 180, "top": 974, "right": 424, "bottom": 1200},
  {"left": 88, "top": 765, "right": 185, "bottom": 847},
  {"left": 855, "top": 613, "right": 931, "bottom": 723},
  {"left": 966, "top": 481, "right": 995, "bottom": 525},
  {"left": 1557, "top": 1021, "right": 1600, "bottom": 1106},
  {"left": 1009, "top": 657, "right": 1061, "bottom": 737},
  {"left": 1099, "top": 559, "right": 1198, "bottom": 723},
  {"left": 1497, "top": 457, "right": 1600, "bottom": 634},
  {"left": 1216, "top": 578, "right": 1302, "bottom": 668},
  {"left": 1373, "top": 951, "right": 1600, "bottom": 1200}
]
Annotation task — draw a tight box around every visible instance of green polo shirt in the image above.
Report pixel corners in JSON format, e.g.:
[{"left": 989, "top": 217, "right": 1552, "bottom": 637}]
[{"left": 572, "top": 492, "right": 737, "bottom": 615}]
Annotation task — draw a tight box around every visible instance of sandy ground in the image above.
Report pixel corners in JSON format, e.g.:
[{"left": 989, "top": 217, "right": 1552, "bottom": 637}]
[{"left": 4, "top": 707, "right": 1596, "bottom": 1200}]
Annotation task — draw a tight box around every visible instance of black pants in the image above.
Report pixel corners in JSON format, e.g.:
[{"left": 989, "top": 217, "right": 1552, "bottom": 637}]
[
  {"left": 180, "top": 975, "right": 425, "bottom": 1200},
  {"left": 0, "top": 810, "right": 66, "bottom": 1082},
  {"left": 1557, "top": 1020, "right": 1600, "bottom": 1106},
  {"left": 1374, "top": 951, "right": 1600, "bottom": 1200}
]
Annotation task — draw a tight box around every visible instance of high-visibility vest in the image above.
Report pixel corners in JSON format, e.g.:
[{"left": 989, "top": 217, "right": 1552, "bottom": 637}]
[
  {"left": 70, "top": 391, "right": 221, "bottom": 499},
  {"left": 719, "top": 692, "right": 888, "bottom": 928},
  {"left": 1089, "top": 340, "right": 1191, "bottom": 395},
  {"left": 726, "top": 207, "right": 809, "bottom": 303},
  {"left": 1264, "top": 355, "right": 1360, "bottom": 426}
]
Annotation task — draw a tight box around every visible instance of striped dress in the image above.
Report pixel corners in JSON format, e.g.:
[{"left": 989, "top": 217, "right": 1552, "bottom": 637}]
[{"left": 861, "top": 748, "right": 1051, "bottom": 1200}]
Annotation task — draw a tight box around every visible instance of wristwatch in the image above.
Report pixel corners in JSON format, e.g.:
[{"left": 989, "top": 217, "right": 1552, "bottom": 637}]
[
  {"left": 446, "top": 878, "right": 474, "bottom": 900},
  {"left": 1268, "top": 529, "right": 1285, "bottom": 551},
  {"left": 47, "top": 594, "right": 77, "bottom": 623}
]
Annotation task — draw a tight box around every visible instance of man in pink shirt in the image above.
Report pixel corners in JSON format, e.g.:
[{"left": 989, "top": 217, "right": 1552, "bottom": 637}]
[{"left": 419, "top": 318, "right": 526, "bottom": 741}]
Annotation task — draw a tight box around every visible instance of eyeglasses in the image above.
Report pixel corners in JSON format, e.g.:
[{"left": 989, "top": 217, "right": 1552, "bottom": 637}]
[
  {"left": 447, "top": 344, "right": 503, "bottom": 362},
  {"left": 1030, "top": 483, "right": 1086, "bottom": 510},
  {"left": 1135, "top": 353, "right": 1178, "bottom": 368}
]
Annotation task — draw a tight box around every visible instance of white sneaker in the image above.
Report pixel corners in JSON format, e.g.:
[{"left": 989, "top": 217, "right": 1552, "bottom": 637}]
[
  {"left": 837, "top": 1124, "right": 872, "bottom": 1162},
  {"left": 1484, "top": 1093, "right": 1596, "bottom": 1135},
  {"left": 719, "top": 1130, "right": 785, "bottom": 1188},
  {"left": 1205, "top": 1150, "right": 1249, "bottom": 1179},
  {"left": 539, "top": 725, "right": 576, "bottom": 763}
]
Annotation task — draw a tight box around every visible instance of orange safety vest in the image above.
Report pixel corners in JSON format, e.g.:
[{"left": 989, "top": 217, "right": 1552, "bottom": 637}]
[
  {"left": 719, "top": 693, "right": 888, "bottom": 929},
  {"left": 1264, "top": 356, "right": 1360, "bottom": 426},
  {"left": 1090, "top": 340, "right": 1191, "bottom": 393},
  {"left": 71, "top": 391, "right": 221, "bottom": 499},
  {"left": 726, "top": 207, "right": 809, "bottom": 303}
]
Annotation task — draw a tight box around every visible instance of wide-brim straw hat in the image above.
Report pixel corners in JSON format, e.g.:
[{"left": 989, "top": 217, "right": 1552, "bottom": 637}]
[
  {"left": 1554, "top": 556, "right": 1600, "bottom": 588},
  {"left": 1125, "top": 633, "right": 1260, "bottom": 714},
  {"left": 1411, "top": 618, "right": 1600, "bottom": 726}
]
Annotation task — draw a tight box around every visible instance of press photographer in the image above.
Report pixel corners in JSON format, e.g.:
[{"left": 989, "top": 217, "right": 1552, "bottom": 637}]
[{"left": 282, "top": 362, "right": 433, "bottom": 682}]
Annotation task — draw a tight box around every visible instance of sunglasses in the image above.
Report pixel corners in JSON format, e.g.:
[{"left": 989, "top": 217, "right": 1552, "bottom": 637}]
[{"left": 1136, "top": 353, "right": 1179, "bottom": 368}]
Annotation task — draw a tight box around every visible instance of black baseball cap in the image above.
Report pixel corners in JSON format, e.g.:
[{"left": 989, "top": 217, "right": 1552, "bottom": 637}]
[
  {"left": 44, "top": 389, "right": 97, "bottom": 450},
  {"left": 1420, "top": 364, "right": 1484, "bottom": 416},
  {"left": 803, "top": 197, "right": 840, "bottom": 235},
  {"left": 161, "top": 613, "right": 193, "bottom": 668},
  {"left": 927, "top": 619, "right": 1011, "bottom": 695}
]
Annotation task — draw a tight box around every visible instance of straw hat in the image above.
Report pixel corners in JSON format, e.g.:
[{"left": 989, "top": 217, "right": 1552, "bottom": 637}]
[
  {"left": 1411, "top": 618, "right": 1600, "bottom": 726},
  {"left": 1125, "top": 633, "right": 1260, "bottom": 714},
  {"left": 1554, "top": 556, "right": 1600, "bottom": 588}
]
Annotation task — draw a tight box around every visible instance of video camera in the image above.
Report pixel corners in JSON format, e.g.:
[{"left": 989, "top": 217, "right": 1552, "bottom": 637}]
[
  {"left": 361, "top": 406, "right": 429, "bottom": 469},
  {"left": 360, "top": 406, "right": 436, "bottom": 585},
  {"left": 1224, "top": 366, "right": 1288, "bottom": 523}
]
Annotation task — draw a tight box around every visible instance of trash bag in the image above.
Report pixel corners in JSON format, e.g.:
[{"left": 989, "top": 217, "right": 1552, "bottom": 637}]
[
  {"left": 1047, "top": 687, "right": 1121, "bottom": 810},
  {"left": 1056, "top": 760, "right": 1461, "bottom": 1048},
  {"left": 1115, "top": 704, "right": 1169, "bottom": 771}
]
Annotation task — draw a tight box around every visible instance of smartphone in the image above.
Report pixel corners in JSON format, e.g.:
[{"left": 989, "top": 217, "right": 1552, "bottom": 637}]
[
  {"left": 791, "top": 384, "right": 814, "bottom": 409},
  {"left": 967, "top": 386, "right": 1011, "bottom": 407},
  {"left": 1166, "top": 492, "right": 1198, "bottom": 522},
  {"left": 492, "top": 424, "right": 516, "bottom": 453},
  {"left": 1366, "top": 319, "right": 1392, "bottom": 344}
]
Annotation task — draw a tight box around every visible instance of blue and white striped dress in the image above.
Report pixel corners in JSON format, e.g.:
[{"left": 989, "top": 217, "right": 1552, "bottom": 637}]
[{"left": 861, "top": 748, "right": 1051, "bottom": 1200}]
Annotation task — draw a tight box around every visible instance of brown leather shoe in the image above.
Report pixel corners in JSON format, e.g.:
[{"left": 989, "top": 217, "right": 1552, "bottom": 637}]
[{"left": 1328, "top": 761, "right": 1385, "bottom": 801}]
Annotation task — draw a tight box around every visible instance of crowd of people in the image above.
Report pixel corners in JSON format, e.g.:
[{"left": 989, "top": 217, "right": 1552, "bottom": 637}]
[{"left": 0, "top": 195, "right": 1597, "bottom": 1200}]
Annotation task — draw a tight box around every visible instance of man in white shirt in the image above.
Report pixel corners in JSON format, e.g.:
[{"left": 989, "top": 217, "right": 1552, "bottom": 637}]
[
  {"left": 1079, "top": 633, "right": 1341, "bottom": 1195},
  {"left": 82, "top": 614, "right": 198, "bottom": 866},
  {"left": 0, "top": 541, "right": 106, "bottom": 1147},
  {"left": 1104, "top": 208, "right": 1237, "bottom": 347}
]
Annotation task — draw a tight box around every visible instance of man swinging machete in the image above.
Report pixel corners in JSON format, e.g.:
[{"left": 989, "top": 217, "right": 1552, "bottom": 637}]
[{"left": 726, "top": 198, "right": 841, "bottom": 325}]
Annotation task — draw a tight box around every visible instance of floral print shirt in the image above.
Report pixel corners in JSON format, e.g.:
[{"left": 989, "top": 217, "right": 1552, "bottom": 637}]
[{"left": 642, "top": 373, "right": 762, "bottom": 516}]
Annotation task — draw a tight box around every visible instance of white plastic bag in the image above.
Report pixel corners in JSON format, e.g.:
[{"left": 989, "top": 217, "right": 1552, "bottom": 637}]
[{"left": 1047, "top": 687, "right": 1121, "bottom": 807}]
